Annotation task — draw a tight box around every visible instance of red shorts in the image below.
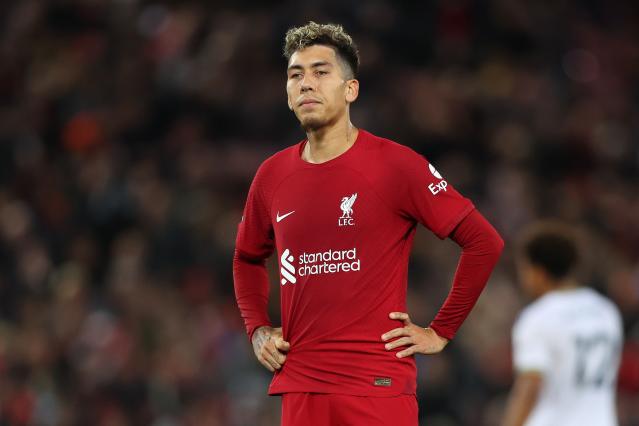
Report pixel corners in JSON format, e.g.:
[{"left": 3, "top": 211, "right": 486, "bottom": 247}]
[{"left": 281, "top": 393, "right": 418, "bottom": 426}]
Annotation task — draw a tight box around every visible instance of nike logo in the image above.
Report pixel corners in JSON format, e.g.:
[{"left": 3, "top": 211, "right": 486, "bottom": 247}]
[{"left": 276, "top": 210, "right": 295, "bottom": 223}]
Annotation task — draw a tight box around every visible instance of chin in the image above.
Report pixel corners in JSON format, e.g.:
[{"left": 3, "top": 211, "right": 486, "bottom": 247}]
[
  {"left": 300, "top": 119, "right": 327, "bottom": 131},
  {"left": 298, "top": 114, "right": 328, "bottom": 131}
]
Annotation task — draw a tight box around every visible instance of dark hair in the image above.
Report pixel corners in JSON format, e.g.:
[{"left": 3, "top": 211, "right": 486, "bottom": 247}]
[
  {"left": 283, "top": 21, "right": 360, "bottom": 79},
  {"left": 519, "top": 222, "right": 579, "bottom": 280}
]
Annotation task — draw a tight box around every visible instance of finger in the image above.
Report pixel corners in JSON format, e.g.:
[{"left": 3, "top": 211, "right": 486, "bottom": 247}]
[
  {"left": 265, "top": 341, "right": 288, "bottom": 365},
  {"left": 275, "top": 339, "right": 290, "bottom": 352},
  {"left": 385, "top": 336, "right": 412, "bottom": 350},
  {"left": 274, "top": 350, "right": 287, "bottom": 365},
  {"left": 261, "top": 341, "right": 284, "bottom": 367},
  {"left": 257, "top": 355, "right": 275, "bottom": 372},
  {"left": 381, "top": 327, "right": 410, "bottom": 341},
  {"left": 389, "top": 312, "right": 412, "bottom": 325},
  {"left": 397, "top": 345, "right": 418, "bottom": 358},
  {"left": 260, "top": 349, "right": 282, "bottom": 370}
]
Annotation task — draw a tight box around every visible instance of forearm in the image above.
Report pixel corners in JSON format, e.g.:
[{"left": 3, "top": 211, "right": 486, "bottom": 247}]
[
  {"left": 502, "top": 397, "right": 534, "bottom": 426},
  {"left": 233, "top": 248, "right": 272, "bottom": 341},
  {"left": 502, "top": 373, "right": 542, "bottom": 426},
  {"left": 429, "top": 209, "right": 504, "bottom": 340}
]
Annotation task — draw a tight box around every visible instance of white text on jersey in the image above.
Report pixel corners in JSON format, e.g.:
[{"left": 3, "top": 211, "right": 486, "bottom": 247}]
[
  {"left": 279, "top": 247, "right": 361, "bottom": 285},
  {"left": 429, "top": 181, "right": 448, "bottom": 195}
]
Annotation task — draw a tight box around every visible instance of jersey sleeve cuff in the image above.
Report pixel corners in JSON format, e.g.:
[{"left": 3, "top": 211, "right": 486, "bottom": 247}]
[{"left": 429, "top": 322, "right": 455, "bottom": 341}]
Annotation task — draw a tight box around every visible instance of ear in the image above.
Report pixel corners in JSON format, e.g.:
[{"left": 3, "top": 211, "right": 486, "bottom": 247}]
[
  {"left": 529, "top": 265, "right": 545, "bottom": 284},
  {"left": 345, "top": 79, "right": 359, "bottom": 103}
]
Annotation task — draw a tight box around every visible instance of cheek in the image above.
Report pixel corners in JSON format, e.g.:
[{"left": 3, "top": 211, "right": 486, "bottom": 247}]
[
  {"left": 287, "top": 79, "right": 302, "bottom": 94},
  {"left": 323, "top": 85, "right": 346, "bottom": 106},
  {"left": 337, "top": 85, "right": 350, "bottom": 104}
]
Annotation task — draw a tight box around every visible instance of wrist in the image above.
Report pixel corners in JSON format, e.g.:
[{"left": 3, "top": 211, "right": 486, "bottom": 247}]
[
  {"left": 250, "top": 324, "right": 272, "bottom": 343},
  {"left": 426, "top": 326, "right": 450, "bottom": 345},
  {"left": 428, "top": 323, "right": 453, "bottom": 342}
]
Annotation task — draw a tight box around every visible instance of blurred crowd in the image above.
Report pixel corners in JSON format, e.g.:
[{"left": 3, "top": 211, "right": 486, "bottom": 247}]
[{"left": 0, "top": 0, "right": 638, "bottom": 425}]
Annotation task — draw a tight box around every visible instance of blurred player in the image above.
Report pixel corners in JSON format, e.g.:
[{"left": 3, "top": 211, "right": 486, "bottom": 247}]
[
  {"left": 502, "top": 222, "right": 623, "bottom": 426},
  {"left": 233, "top": 21, "right": 503, "bottom": 425}
]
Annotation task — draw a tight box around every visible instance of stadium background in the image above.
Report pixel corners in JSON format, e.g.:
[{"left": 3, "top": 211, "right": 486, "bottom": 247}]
[{"left": 0, "top": 0, "right": 638, "bottom": 424}]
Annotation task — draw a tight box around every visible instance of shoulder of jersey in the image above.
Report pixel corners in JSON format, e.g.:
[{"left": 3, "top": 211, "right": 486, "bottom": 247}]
[
  {"left": 361, "top": 131, "right": 427, "bottom": 170},
  {"left": 256, "top": 132, "right": 427, "bottom": 177},
  {"left": 262, "top": 142, "right": 300, "bottom": 166},
  {"left": 254, "top": 142, "right": 302, "bottom": 179},
  {"left": 516, "top": 296, "right": 557, "bottom": 328},
  {"left": 585, "top": 288, "right": 623, "bottom": 323},
  {"left": 519, "top": 288, "right": 621, "bottom": 325},
  {"left": 364, "top": 131, "right": 417, "bottom": 155}
]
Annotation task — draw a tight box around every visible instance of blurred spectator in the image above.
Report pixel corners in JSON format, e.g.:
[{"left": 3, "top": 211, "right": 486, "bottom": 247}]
[{"left": 0, "top": 0, "right": 637, "bottom": 424}]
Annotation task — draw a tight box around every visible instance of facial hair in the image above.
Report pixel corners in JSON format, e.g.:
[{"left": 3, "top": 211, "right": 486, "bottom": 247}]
[{"left": 298, "top": 107, "right": 340, "bottom": 132}]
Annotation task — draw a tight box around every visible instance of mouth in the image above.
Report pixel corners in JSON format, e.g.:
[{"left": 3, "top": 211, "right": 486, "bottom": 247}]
[{"left": 298, "top": 99, "right": 321, "bottom": 107}]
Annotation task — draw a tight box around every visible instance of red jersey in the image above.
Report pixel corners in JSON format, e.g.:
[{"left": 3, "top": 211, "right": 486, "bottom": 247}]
[{"left": 235, "top": 129, "right": 474, "bottom": 396}]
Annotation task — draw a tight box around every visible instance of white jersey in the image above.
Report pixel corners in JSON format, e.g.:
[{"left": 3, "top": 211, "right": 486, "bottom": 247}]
[{"left": 512, "top": 287, "right": 623, "bottom": 426}]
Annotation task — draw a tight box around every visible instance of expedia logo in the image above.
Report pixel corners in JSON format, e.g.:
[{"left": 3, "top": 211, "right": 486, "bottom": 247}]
[
  {"left": 280, "top": 249, "right": 296, "bottom": 285},
  {"left": 279, "top": 248, "right": 361, "bottom": 286},
  {"left": 428, "top": 163, "right": 448, "bottom": 195}
]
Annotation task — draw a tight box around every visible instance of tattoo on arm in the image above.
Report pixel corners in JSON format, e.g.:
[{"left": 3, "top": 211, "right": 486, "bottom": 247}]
[{"left": 254, "top": 328, "right": 270, "bottom": 349}]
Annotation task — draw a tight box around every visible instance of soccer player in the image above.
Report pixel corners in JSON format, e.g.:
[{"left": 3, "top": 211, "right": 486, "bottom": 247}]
[
  {"left": 233, "top": 21, "right": 504, "bottom": 425},
  {"left": 502, "top": 222, "right": 623, "bottom": 426}
]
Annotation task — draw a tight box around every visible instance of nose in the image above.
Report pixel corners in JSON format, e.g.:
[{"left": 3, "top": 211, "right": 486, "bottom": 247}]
[{"left": 300, "top": 74, "right": 316, "bottom": 92}]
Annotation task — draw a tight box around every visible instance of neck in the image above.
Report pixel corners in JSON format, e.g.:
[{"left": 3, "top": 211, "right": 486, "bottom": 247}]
[
  {"left": 544, "top": 278, "right": 579, "bottom": 295},
  {"left": 555, "top": 278, "right": 579, "bottom": 291},
  {"left": 302, "top": 114, "right": 358, "bottom": 164}
]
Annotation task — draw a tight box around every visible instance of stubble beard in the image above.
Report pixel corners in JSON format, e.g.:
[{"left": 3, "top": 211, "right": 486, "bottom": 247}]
[
  {"left": 300, "top": 116, "right": 326, "bottom": 132},
  {"left": 298, "top": 110, "right": 338, "bottom": 132}
]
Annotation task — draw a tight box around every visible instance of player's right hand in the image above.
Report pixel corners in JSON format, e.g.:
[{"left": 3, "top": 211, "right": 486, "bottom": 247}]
[{"left": 251, "top": 326, "right": 290, "bottom": 372}]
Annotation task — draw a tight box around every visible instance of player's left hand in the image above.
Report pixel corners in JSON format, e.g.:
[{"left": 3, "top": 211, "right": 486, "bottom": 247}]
[{"left": 381, "top": 312, "right": 449, "bottom": 358}]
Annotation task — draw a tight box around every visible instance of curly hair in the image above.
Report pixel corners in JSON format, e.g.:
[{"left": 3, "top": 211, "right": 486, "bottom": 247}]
[
  {"left": 283, "top": 21, "right": 360, "bottom": 79},
  {"left": 518, "top": 221, "right": 579, "bottom": 280}
]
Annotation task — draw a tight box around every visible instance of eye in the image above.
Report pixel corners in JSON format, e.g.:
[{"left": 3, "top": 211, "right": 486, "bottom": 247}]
[
  {"left": 289, "top": 73, "right": 302, "bottom": 79},
  {"left": 316, "top": 70, "right": 328, "bottom": 76}
]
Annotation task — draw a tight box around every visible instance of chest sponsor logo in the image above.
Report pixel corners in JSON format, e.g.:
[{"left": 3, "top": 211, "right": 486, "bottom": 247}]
[
  {"left": 428, "top": 163, "right": 448, "bottom": 195},
  {"left": 280, "top": 249, "right": 297, "bottom": 285},
  {"left": 279, "top": 247, "right": 361, "bottom": 285},
  {"left": 339, "top": 193, "right": 357, "bottom": 226}
]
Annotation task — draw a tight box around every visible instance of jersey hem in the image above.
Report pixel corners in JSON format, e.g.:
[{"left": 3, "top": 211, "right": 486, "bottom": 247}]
[{"left": 268, "top": 388, "right": 417, "bottom": 397}]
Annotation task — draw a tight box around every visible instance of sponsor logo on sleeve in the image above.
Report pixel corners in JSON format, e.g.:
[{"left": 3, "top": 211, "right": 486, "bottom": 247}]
[{"left": 428, "top": 163, "right": 448, "bottom": 195}]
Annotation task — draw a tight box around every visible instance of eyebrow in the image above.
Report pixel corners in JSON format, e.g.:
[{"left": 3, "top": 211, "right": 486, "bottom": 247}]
[{"left": 287, "top": 61, "right": 333, "bottom": 72}]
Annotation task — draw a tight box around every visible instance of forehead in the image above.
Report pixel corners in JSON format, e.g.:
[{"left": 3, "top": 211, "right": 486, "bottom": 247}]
[{"left": 288, "top": 44, "right": 338, "bottom": 68}]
